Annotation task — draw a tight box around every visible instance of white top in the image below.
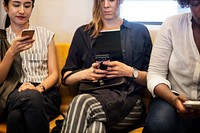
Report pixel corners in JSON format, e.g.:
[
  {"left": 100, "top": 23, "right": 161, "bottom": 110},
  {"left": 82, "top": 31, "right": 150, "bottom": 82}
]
[
  {"left": 6, "top": 25, "right": 54, "bottom": 83},
  {"left": 147, "top": 12, "right": 200, "bottom": 100}
]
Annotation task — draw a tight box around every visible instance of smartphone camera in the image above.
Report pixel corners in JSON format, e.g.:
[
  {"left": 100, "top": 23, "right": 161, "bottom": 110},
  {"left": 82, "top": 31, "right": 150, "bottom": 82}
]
[{"left": 95, "top": 54, "right": 110, "bottom": 70}]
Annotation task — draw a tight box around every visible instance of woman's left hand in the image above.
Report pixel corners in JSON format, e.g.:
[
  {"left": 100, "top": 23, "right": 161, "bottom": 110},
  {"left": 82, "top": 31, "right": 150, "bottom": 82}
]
[
  {"left": 18, "top": 83, "right": 37, "bottom": 92},
  {"left": 103, "top": 61, "right": 132, "bottom": 78},
  {"left": 174, "top": 95, "right": 200, "bottom": 118}
]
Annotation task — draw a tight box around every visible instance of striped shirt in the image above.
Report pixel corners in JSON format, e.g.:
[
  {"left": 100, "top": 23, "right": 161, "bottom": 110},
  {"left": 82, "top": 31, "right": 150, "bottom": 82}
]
[{"left": 6, "top": 25, "right": 54, "bottom": 83}]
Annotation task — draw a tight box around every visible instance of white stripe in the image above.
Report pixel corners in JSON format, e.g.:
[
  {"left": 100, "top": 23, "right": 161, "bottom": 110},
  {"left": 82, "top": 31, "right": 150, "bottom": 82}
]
[
  {"left": 66, "top": 94, "right": 85, "bottom": 133},
  {"left": 92, "top": 121, "right": 96, "bottom": 133},
  {"left": 75, "top": 96, "right": 96, "bottom": 133},
  {"left": 6, "top": 25, "right": 54, "bottom": 83}
]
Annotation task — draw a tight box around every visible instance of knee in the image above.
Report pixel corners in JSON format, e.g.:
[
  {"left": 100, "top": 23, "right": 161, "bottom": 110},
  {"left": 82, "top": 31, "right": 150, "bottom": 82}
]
[
  {"left": 143, "top": 110, "right": 178, "bottom": 133},
  {"left": 69, "top": 94, "right": 99, "bottom": 115},
  {"left": 143, "top": 102, "right": 178, "bottom": 132},
  {"left": 22, "top": 90, "right": 42, "bottom": 100},
  {"left": 21, "top": 90, "right": 44, "bottom": 108},
  {"left": 71, "top": 94, "right": 94, "bottom": 107},
  {"left": 143, "top": 118, "right": 165, "bottom": 133}
]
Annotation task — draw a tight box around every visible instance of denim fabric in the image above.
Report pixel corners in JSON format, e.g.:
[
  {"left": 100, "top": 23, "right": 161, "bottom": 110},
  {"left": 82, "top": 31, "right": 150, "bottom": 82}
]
[{"left": 143, "top": 97, "right": 200, "bottom": 133}]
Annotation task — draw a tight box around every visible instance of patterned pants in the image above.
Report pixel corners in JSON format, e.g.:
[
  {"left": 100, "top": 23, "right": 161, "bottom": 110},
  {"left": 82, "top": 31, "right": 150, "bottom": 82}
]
[{"left": 61, "top": 94, "right": 142, "bottom": 133}]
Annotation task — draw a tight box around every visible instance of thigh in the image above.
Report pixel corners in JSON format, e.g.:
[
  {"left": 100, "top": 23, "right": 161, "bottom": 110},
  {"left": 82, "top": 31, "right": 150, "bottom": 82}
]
[
  {"left": 143, "top": 97, "right": 180, "bottom": 133},
  {"left": 7, "top": 88, "right": 43, "bottom": 111},
  {"left": 109, "top": 98, "right": 144, "bottom": 131},
  {"left": 61, "top": 94, "right": 107, "bottom": 133}
]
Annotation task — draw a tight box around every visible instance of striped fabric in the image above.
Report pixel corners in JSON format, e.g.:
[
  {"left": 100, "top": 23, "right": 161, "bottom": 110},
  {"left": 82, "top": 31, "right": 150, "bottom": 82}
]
[
  {"left": 61, "top": 94, "right": 107, "bottom": 133},
  {"left": 6, "top": 25, "right": 54, "bottom": 83},
  {"left": 61, "top": 94, "right": 143, "bottom": 133},
  {"left": 110, "top": 98, "right": 143, "bottom": 130}
]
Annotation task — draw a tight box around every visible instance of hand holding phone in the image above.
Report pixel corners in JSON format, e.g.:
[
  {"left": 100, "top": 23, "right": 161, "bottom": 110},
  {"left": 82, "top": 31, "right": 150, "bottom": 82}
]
[
  {"left": 95, "top": 54, "right": 110, "bottom": 70},
  {"left": 21, "top": 29, "right": 35, "bottom": 40}
]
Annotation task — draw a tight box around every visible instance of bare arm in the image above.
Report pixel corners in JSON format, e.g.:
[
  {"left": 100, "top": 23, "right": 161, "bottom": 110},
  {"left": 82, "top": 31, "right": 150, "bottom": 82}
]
[
  {"left": 154, "top": 84, "right": 178, "bottom": 105},
  {"left": 36, "top": 37, "right": 59, "bottom": 92},
  {"left": 63, "top": 61, "right": 147, "bottom": 86},
  {"left": 63, "top": 63, "right": 107, "bottom": 86},
  {"left": 0, "top": 49, "right": 15, "bottom": 84},
  {"left": 154, "top": 83, "right": 189, "bottom": 114}
]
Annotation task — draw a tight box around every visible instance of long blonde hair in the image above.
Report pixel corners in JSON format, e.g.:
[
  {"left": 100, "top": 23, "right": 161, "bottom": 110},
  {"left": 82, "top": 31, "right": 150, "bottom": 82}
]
[{"left": 85, "top": 0, "right": 123, "bottom": 38}]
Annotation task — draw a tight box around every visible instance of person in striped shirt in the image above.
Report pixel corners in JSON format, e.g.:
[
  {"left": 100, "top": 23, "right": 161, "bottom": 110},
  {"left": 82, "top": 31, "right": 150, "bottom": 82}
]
[{"left": 0, "top": 0, "right": 61, "bottom": 133}]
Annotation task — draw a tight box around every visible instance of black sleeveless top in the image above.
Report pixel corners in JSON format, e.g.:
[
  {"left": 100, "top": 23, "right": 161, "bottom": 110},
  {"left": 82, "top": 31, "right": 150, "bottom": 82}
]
[{"left": 94, "top": 30, "right": 123, "bottom": 62}]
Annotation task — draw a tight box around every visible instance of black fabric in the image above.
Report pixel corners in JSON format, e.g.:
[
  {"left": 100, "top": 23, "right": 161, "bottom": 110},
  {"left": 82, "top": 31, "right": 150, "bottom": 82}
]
[
  {"left": 94, "top": 30, "right": 123, "bottom": 62},
  {"left": 79, "top": 77, "right": 128, "bottom": 91},
  {"left": 5, "top": 83, "right": 61, "bottom": 133},
  {"left": 0, "top": 29, "right": 22, "bottom": 119}
]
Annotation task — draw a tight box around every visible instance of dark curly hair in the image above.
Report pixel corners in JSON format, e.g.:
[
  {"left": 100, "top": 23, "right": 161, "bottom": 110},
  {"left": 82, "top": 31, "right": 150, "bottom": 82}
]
[
  {"left": 4, "top": 0, "right": 35, "bottom": 29},
  {"left": 177, "top": 0, "right": 190, "bottom": 8}
]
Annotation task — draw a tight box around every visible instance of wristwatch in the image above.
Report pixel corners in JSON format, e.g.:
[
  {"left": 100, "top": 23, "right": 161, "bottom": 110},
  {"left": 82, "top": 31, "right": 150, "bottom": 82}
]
[{"left": 132, "top": 67, "right": 138, "bottom": 79}]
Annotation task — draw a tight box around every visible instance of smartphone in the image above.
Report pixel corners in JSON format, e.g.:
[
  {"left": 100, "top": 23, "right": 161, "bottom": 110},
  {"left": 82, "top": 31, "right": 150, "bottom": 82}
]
[
  {"left": 183, "top": 100, "right": 200, "bottom": 110},
  {"left": 21, "top": 29, "right": 35, "bottom": 40},
  {"left": 95, "top": 54, "right": 110, "bottom": 70}
]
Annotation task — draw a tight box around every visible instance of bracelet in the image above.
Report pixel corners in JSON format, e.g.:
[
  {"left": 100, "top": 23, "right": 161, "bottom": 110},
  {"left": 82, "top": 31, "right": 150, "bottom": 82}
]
[{"left": 39, "top": 85, "right": 46, "bottom": 92}]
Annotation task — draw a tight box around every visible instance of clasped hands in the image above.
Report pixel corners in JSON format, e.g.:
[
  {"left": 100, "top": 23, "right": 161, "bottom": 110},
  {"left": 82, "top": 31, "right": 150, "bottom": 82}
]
[{"left": 18, "top": 82, "right": 44, "bottom": 93}]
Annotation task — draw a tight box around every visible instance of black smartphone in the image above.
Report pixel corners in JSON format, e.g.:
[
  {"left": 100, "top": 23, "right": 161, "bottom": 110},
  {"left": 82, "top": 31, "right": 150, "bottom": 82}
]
[{"left": 95, "top": 54, "right": 110, "bottom": 70}]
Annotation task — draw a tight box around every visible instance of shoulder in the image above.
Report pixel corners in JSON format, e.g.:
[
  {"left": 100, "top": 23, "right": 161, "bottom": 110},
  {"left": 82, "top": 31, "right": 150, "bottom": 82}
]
[
  {"left": 29, "top": 25, "right": 54, "bottom": 44},
  {"left": 122, "top": 19, "right": 148, "bottom": 30},
  {"left": 122, "top": 19, "right": 150, "bottom": 35},
  {"left": 73, "top": 24, "right": 91, "bottom": 38},
  {"left": 162, "top": 13, "right": 191, "bottom": 28},
  {"left": 75, "top": 24, "right": 86, "bottom": 31},
  {"left": 74, "top": 24, "right": 87, "bottom": 34}
]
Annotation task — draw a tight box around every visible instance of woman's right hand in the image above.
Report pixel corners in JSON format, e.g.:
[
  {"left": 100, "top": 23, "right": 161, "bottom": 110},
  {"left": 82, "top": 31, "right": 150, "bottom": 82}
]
[
  {"left": 82, "top": 62, "right": 108, "bottom": 81},
  {"left": 8, "top": 36, "right": 35, "bottom": 55}
]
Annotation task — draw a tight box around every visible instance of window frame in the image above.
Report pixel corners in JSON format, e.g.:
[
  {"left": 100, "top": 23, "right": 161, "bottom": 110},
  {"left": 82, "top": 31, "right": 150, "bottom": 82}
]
[{"left": 121, "top": 0, "right": 190, "bottom": 25}]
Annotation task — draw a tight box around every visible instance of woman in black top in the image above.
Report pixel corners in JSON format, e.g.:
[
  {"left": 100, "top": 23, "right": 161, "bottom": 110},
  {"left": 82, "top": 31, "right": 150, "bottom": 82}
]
[{"left": 61, "top": 0, "right": 152, "bottom": 132}]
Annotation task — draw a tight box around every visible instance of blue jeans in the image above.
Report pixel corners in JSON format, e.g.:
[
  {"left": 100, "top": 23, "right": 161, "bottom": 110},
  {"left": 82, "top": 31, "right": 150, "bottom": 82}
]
[{"left": 143, "top": 97, "right": 200, "bottom": 133}]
